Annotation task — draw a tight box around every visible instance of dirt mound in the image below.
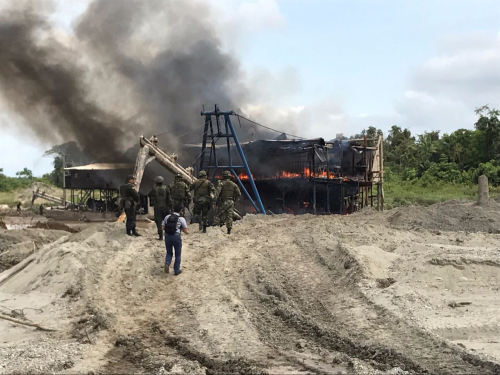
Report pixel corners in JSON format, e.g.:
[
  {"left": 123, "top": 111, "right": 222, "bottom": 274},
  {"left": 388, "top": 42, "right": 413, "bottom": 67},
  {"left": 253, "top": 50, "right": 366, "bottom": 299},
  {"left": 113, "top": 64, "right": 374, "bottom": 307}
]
[
  {"left": 30, "top": 221, "right": 79, "bottom": 233},
  {"left": 0, "top": 228, "right": 67, "bottom": 272},
  {"left": 387, "top": 200, "right": 500, "bottom": 233},
  {"left": 2, "top": 207, "right": 500, "bottom": 374}
]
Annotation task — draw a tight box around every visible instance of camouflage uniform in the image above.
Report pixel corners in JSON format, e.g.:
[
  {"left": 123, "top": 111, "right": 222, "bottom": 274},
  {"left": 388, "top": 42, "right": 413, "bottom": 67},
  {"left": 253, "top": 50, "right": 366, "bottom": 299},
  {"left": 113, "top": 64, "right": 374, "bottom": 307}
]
[
  {"left": 120, "top": 176, "right": 141, "bottom": 236},
  {"left": 215, "top": 171, "right": 241, "bottom": 234},
  {"left": 148, "top": 178, "right": 173, "bottom": 240},
  {"left": 190, "top": 171, "right": 215, "bottom": 232},
  {"left": 169, "top": 174, "right": 191, "bottom": 217}
]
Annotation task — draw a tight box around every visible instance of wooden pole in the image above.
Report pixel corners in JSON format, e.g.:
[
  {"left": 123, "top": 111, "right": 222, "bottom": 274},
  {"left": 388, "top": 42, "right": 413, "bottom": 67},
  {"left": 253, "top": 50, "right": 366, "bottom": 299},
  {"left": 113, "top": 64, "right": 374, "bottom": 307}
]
[
  {"left": 478, "top": 175, "right": 489, "bottom": 206},
  {"left": 379, "top": 134, "right": 384, "bottom": 211},
  {"left": 0, "top": 314, "right": 56, "bottom": 332}
]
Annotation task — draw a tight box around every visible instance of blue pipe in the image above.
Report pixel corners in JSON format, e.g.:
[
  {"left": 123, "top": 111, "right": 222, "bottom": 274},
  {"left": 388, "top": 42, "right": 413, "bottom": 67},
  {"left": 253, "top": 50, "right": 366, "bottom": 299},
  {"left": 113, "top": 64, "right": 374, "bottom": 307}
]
[{"left": 225, "top": 114, "right": 266, "bottom": 215}]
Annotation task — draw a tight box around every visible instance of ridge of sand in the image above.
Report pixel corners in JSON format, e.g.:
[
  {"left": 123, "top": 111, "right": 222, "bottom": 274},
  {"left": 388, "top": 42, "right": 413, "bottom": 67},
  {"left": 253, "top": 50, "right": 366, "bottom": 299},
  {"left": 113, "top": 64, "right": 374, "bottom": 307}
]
[{"left": 0, "top": 202, "right": 500, "bottom": 374}]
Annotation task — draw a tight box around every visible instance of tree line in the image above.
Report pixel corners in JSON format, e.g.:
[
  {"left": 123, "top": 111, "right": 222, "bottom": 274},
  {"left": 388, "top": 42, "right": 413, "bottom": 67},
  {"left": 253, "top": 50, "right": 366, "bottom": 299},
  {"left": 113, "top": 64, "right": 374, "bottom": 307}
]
[{"left": 363, "top": 105, "right": 500, "bottom": 186}]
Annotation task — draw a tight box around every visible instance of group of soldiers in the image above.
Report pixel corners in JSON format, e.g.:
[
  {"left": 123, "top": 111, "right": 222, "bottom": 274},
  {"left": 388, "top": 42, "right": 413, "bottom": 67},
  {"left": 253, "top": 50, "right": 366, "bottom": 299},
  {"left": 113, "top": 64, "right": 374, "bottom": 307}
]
[{"left": 119, "top": 170, "right": 241, "bottom": 239}]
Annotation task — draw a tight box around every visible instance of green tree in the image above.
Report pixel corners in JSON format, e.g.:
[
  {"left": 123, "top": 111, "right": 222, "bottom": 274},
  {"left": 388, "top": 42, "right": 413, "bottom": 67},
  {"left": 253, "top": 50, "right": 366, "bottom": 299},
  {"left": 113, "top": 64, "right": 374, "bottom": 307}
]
[
  {"left": 473, "top": 161, "right": 500, "bottom": 185},
  {"left": 47, "top": 155, "right": 64, "bottom": 187},
  {"left": 474, "top": 105, "right": 500, "bottom": 162},
  {"left": 440, "top": 129, "right": 482, "bottom": 170},
  {"left": 16, "top": 167, "right": 33, "bottom": 180},
  {"left": 385, "top": 126, "right": 417, "bottom": 172},
  {"left": 44, "top": 141, "right": 87, "bottom": 188},
  {"left": 416, "top": 131, "right": 440, "bottom": 174}
]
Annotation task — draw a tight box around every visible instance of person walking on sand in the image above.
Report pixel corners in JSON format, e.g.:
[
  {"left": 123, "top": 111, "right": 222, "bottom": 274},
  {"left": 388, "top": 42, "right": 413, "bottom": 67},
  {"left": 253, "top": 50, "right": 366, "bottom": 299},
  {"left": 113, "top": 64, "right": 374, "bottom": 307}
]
[
  {"left": 149, "top": 176, "right": 172, "bottom": 240},
  {"left": 162, "top": 204, "right": 188, "bottom": 276}
]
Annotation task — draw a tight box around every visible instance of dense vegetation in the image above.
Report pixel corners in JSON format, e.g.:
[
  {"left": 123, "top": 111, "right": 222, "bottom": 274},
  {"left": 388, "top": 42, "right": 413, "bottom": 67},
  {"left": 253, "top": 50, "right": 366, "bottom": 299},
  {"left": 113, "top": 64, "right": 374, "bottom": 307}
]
[
  {"left": 375, "top": 106, "right": 500, "bottom": 206},
  {"left": 382, "top": 106, "right": 500, "bottom": 185},
  {"left": 0, "top": 167, "right": 50, "bottom": 192}
]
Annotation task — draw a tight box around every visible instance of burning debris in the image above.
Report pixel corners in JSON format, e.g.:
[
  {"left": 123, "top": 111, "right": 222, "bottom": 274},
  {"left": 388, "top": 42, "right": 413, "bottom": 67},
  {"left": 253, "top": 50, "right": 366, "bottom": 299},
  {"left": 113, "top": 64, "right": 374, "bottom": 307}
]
[
  {"left": 238, "top": 168, "right": 336, "bottom": 181},
  {"left": 187, "top": 112, "right": 384, "bottom": 216}
]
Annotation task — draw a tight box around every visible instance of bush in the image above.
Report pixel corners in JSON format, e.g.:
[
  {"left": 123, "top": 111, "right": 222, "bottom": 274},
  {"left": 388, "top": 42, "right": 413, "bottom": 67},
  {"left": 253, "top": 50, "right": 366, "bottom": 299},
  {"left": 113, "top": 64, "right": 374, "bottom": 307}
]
[
  {"left": 0, "top": 167, "right": 54, "bottom": 193},
  {"left": 473, "top": 161, "right": 500, "bottom": 185},
  {"left": 421, "top": 162, "right": 467, "bottom": 184}
]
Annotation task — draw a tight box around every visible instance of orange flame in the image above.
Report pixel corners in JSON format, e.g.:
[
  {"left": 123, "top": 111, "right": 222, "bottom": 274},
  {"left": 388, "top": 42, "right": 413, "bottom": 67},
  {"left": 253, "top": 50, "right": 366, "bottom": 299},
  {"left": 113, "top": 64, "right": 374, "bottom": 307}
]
[
  {"left": 237, "top": 168, "right": 335, "bottom": 181},
  {"left": 238, "top": 172, "right": 251, "bottom": 181}
]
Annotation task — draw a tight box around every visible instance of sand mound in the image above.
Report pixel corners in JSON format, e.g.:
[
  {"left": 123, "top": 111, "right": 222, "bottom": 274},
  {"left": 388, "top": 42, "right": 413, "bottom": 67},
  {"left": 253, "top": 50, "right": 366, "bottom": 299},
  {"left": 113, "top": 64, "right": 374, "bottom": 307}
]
[
  {"left": 30, "top": 221, "right": 79, "bottom": 233},
  {"left": 1, "top": 223, "right": 127, "bottom": 295},
  {"left": 349, "top": 245, "right": 398, "bottom": 279},
  {"left": 0, "top": 229, "right": 67, "bottom": 273},
  {"left": 0, "top": 223, "right": 132, "bottom": 372},
  {"left": 2, "top": 206, "right": 500, "bottom": 374},
  {"left": 387, "top": 200, "right": 500, "bottom": 233}
]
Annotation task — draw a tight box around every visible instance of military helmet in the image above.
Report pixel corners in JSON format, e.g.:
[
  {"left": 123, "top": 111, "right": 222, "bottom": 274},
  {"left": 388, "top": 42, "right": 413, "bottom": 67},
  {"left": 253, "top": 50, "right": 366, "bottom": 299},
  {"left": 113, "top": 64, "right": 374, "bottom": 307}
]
[
  {"left": 198, "top": 170, "right": 207, "bottom": 177},
  {"left": 175, "top": 173, "right": 182, "bottom": 180},
  {"left": 126, "top": 174, "right": 135, "bottom": 182},
  {"left": 222, "top": 170, "right": 232, "bottom": 178},
  {"left": 155, "top": 176, "right": 164, "bottom": 183}
]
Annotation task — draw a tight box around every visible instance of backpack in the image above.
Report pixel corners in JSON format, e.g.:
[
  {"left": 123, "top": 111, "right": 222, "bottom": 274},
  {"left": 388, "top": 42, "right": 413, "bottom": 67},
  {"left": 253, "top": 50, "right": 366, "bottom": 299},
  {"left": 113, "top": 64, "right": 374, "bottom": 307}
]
[
  {"left": 155, "top": 186, "right": 167, "bottom": 207},
  {"left": 171, "top": 182, "right": 186, "bottom": 200},
  {"left": 165, "top": 215, "right": 179, "bottom": 235}
]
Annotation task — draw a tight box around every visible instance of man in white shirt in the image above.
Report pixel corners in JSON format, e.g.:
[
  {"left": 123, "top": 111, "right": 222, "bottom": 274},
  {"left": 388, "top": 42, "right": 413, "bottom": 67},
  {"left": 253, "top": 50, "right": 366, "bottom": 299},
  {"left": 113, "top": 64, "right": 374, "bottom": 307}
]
[{"left": 161, "top": 204, "right": 189, "bottom": 275}]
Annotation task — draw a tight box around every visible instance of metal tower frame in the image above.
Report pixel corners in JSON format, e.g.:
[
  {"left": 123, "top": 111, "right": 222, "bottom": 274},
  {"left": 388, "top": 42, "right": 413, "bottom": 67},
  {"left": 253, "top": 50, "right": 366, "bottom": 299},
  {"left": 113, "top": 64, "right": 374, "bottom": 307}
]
[{"left": 199, "top": 106, "right": 266, "bottom": 215}]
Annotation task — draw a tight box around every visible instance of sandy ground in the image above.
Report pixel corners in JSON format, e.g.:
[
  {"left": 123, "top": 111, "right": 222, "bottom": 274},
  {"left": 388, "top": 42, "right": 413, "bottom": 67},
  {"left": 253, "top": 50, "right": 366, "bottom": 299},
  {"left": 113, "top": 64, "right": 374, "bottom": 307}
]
[{"left": 1, "top": 201, "right": 500, "bottom": 374}]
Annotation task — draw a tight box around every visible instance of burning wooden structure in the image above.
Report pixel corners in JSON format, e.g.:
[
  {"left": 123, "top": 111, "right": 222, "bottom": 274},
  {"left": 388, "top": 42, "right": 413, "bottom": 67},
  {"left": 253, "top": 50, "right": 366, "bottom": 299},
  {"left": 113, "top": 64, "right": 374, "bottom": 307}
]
[
  {"left": 192, "top": 106, "right": 384, "bottom": 216},
  {"left": 39, "top": 109, "right": 383, "bottom": 217},
  {"left": 192, "top": 135, "right": 384, "bottom": 215}
]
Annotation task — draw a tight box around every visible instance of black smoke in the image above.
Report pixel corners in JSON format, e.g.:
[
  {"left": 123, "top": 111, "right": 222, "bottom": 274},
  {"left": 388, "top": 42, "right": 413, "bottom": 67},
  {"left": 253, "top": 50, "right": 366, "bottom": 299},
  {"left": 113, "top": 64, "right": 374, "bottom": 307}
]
[{"left": 0, "top": 0, "right": 250, "bottom": 163}]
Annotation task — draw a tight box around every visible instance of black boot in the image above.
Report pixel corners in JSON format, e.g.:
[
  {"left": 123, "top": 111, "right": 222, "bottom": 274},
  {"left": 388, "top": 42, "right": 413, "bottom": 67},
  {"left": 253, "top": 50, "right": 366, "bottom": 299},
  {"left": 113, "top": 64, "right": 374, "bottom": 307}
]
[
  {"left": 203, "top": 225, "right": 207, "bottom": 233},
  {"left": 227, "top": 228, "right": 231, "bottom": 235},
  {"left": 158, "top": 233, "right": 163, "bottom": 241},
  {"left": 132, "top": 229, "right": 141, "bottom": 237}
]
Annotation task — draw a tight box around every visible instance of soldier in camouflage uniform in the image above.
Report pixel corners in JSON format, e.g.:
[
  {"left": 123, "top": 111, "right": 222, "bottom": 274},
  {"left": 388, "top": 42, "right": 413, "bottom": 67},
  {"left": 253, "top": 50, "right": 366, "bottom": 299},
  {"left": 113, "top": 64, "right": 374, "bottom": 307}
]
[
  {"left": 169, "top": 174, "right": 191, "bottom": 217},
  {"left": 215, "top": 171, "right": 241, "bottom": 234},
  {"left": 120, "top": 175, "right": 141, "bottom": 236},
  {"left": 190, "top": 170, "right": 215, "bottom": 233},
  {"left": 148, "top": 176, "right": 173, "bottom": 240}
]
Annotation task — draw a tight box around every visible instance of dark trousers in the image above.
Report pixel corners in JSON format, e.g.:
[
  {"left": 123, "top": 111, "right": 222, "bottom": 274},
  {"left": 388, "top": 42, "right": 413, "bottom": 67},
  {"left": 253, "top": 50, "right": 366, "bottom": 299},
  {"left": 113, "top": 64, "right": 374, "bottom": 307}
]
[
  {"left": 154, "top": 207, "right": 169, "bottom": 236},
  {"left": 165, "top": 234, "right": 182, "bottom": 274},
  {"left": 125, "top": 208, "right": 136, "bottom": 233},
  {"left": 193, "top": 201, "right": 210, "bottom": 227}
]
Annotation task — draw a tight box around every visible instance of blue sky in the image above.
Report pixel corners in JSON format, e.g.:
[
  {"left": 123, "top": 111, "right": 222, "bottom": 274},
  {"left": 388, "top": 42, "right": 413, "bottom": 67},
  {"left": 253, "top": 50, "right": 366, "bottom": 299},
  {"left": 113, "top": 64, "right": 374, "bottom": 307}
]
[
  {"left": 258, "top": 0, "right": 499, "bottom": 111},
  {"left": 1, "top": 0, "right": 499, "bottom": 176}
]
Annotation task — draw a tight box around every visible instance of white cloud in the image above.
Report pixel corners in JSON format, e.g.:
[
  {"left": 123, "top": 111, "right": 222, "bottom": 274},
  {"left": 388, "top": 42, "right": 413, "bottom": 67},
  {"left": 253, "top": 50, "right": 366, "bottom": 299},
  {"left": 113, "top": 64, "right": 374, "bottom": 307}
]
[
  {"left": 210, "top": 0, "right": 286, "bottom": 32},
  {"left": 403, "top": 90, "right": 436, "bottom": 104},
  {"left": 393, "top": 32, "right": 500, "bottom": 135},
  {"left": 208, "top": 0, "right": 287, "bottom": 50}
]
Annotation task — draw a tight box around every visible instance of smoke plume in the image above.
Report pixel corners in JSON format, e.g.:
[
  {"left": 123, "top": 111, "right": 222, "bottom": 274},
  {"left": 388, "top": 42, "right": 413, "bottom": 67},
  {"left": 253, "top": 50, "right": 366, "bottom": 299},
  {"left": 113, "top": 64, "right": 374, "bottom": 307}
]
[{"left": 0, "top": 0, "right": 248, "bottom": 162}]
